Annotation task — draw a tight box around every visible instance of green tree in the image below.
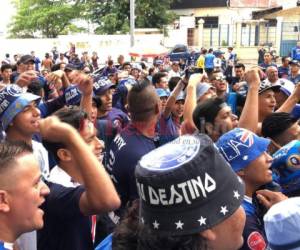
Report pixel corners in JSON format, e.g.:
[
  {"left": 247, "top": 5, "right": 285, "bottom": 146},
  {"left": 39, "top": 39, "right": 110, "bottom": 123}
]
[
  {"left": 86, "top": 0, "right": 176, "bottom": 35},
  {"left": 9, "top": 0, "right": 85, "bottom": 38}
]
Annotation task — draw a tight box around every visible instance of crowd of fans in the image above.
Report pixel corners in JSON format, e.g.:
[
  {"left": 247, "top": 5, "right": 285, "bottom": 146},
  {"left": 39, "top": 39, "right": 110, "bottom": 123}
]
[{"left": 1, "top": 42, "right": 300, "bottom": 250}]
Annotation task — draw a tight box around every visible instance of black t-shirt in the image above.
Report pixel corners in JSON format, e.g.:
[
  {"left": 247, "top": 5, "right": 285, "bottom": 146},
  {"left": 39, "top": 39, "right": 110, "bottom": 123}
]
[{"left": 38, "top": 182, "right": 93, "bottom": 250}]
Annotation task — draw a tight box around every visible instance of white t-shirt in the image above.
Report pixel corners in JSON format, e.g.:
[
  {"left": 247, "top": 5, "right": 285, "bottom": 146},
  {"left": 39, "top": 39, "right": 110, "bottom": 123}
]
[
  {"left": 32, "top": 140, "right": 50, "bottom": 180},
  {"left": 49, "top": 166, "right": 80, "bottom": 188}
]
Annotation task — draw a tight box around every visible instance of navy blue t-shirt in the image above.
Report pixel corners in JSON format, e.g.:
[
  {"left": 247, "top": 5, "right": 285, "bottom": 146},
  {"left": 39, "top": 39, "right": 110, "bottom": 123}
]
[
  {"left": 278, "top": 66, "right": 289, "bottom": 78},
  {"left": 106, "top": 124, "right": 156, "bottom": 216},
  {"left": 288, "top": 74, "right": 300, "bottom": 84},
  {"left": 259, "top": 62, "right": 277, "bottom": 72},
  {"left": 98, "top": 107, "right": 129, "bottom": 132},
  {"left": 37, "top": 182, "right": 93, "bottom": 250},
  {"left": 240, "top": 198, "right": 267, "bottom": 250}
]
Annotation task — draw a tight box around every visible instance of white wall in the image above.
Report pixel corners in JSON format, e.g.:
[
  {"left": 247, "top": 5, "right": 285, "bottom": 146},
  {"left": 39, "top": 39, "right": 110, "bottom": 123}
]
[{"left": 0, "top": 34, "right": 164, "bottom": 63}]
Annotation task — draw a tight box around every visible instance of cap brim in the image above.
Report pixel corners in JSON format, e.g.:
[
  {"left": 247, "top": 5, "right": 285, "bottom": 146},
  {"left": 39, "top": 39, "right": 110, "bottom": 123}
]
[
  {"left": 280, "top": 87, "right": 291, "bottom": 96},
  {"left": 94, "top": 83, "right": 115, "bottom": 95},
  {"left": 1, "top": 93, "right": 41, "bottom": 131},
  {"left": 259, "top": 85, "right": 281, "bottom": 94}
]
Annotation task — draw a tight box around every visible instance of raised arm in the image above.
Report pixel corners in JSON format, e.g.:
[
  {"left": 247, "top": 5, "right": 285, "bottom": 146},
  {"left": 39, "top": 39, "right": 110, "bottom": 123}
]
[
  {"left": 162, "top": 80, "right": 185, "bottom": 119},
  {"left": 39, "top": 117, "right": 121, "bottom": 215},
  {"left": 238, "top": 69, "right": 260, "bottom": 133},
  {"left": 181, "top": 74, "right": 203, "bottom": 134}
]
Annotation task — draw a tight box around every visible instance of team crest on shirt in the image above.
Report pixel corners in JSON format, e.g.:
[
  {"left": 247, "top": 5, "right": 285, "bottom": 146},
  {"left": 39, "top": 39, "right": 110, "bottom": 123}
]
[{"left": 247, "top": 231, "right": 266, "bottom": 250}]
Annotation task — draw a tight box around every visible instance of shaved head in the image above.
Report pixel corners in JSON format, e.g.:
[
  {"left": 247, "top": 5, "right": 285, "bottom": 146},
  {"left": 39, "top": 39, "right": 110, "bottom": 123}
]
[{"left": 128, "top": 80, "right": 160, "bottom": 122}]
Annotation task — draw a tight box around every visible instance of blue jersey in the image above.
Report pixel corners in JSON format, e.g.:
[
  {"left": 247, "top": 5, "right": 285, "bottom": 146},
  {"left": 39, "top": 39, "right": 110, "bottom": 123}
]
[
  {"left": 291, "top": 46, "right": 300, "bottom": 61},
  {"left": 0, "top": 242, "right": 13, "bottom": 250},
  {"left": 205, "top": 53, "right": 215, "bottom": 69},
  {"left": 106, "top": 124, "right": 156, "bottom": 218},
  {"left": 98, "top": 107, "right": 129, "bottom": 132},
  {"left": 157, "top": 114, "right": 180, "bottom": 146},
  {"left": 95, "top": 234, "right": 112, "bottom": 250},
  {"left": 240, "top": 198, "right": 267, "bottom": 250},
  {"left": 259, "top": 62, "right": 277, "bottom": 72},
  {"left": 278, "top": 66, "right": 289, "bottom": 78},
  {"left": 291, "top": 104, "right": 300, "bottom": 119},
  {"left": 288, "top": 74, "right": 300, "bottom": 84}
]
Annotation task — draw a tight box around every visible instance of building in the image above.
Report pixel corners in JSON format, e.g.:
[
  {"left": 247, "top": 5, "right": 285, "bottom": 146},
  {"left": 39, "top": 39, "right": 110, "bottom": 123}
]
[{"left": 169, "top": 0, "right": 281, "bottom": 49}]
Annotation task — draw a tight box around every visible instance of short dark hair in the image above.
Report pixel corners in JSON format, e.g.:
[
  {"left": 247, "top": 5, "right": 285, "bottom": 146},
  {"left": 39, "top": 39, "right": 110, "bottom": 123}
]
[
  {"left": 43, "top": 107, "right": 88, "bottom": 163},
  {"left": 234, "top": 63, "right": 245, "bottom": 71},
  {"left": 122, "top": 62, "right": 131, "bottom": 69},
  {"left": 112, "top": 200, "right": 208, "bottom": 250},
  {"left": 168, "top": 76, "right": 181, "bottom": 91},
  {"left": 281, "top": 56, "right": 290, "bottom": 63},
  {"left": 127, "top": 80, "right": 158, "bottom": 122},
  {"left": 152, "top": 72, "right": 167, "bottom": 85},
  {"left": 202, "top": 48, "right": 208, "bottom": 54},
  {"left": 0, "top": 141, "right": 32, "bottom": 175},
  {"left": 1, "top": 64, "right": 12, "bottom": 72},
  {"left": 27, "top": 80, "right": 43, "bottom": 96},
  {"left": 262, "top": 112, "right": 298, "bottom": 139}
]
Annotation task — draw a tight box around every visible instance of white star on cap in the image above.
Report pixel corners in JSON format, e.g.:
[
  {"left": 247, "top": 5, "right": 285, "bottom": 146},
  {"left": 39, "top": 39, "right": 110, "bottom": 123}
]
[
  {"left": 175, "top": 220, "right": 184, "bottom": 229},
  {"left": 153, "top": 220, "right": 159, "bottom": 229},
  {"left": 220, "top": 206, "right": 228, "bottom": 215},
  {"left": 198, "top": 216, "right": 207, "bottom": 226},
  {"left": 233, "top": 190, "right": 240, "bottom": 200}
]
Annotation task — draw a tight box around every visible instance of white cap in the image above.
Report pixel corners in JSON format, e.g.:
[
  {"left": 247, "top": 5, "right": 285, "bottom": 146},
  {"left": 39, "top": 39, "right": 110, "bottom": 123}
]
[
  {"left": 264, "top": 197, "right": 300, "bottom": 250},
  {"left": 278, "top": 79, "right": 295, "bottom": 96}
]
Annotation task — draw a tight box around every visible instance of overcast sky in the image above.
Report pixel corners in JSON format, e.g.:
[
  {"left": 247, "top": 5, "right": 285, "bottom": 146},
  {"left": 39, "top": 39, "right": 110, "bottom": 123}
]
[{"left": 0, "top": 0, "right": 15, "bottom": 37}]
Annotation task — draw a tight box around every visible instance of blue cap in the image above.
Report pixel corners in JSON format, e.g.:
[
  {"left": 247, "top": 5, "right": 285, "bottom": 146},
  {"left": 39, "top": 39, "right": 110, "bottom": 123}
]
[
  {"left": 93, "top": 77, "right": 115, "bottom": 96},
  {"left": 272, "top": 140, "right": 300, "bottom": 195},
  {"left": 216, "top": 128, "right": 270, "bottom": 172},
  {"left": 0, "top": 85, "right": 41, "bottom": 131},
  {"left": 64, "top": 85, "right": 82, "bottom": 106},
  {"left": 156, "top": 88, "right": 169, "bottom": 98}
]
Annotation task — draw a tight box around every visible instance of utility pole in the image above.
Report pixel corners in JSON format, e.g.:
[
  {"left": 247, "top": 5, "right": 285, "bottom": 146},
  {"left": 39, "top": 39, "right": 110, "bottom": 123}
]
[{"left": 130, "top": 0, "right": 135, "bottom": 47}]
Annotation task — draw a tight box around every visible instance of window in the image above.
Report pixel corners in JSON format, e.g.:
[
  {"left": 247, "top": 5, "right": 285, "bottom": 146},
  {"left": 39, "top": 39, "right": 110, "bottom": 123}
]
[
  {"left": 196, "top": 16, "right": 219, "bottom": 28},
  {"left": 265, "top": 19, "right": 277, "bottom": 27}
]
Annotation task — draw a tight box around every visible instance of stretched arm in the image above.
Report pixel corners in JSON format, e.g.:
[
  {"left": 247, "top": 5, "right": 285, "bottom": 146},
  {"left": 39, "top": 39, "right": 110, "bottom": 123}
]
[
  {"left": 162, "top": 80, "right": 184, "bottom": 118},
  {"left": 238, "top": 69, "right": 260, "bottom": 133},
  {"left": 39, "top": 117, "right": 121, "bottom": 215},
  {"left": 182, "top": 74, "right": 203, "bottom": 134}
]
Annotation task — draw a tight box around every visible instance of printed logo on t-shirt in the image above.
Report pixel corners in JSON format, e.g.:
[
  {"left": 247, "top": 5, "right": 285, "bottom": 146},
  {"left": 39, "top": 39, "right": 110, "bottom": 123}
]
[
  {"left": 247, "top": 231, "right": 266, "bottom": 250},
  {"left": 139, "top": 135, "right": 200, "bottom": 171}
]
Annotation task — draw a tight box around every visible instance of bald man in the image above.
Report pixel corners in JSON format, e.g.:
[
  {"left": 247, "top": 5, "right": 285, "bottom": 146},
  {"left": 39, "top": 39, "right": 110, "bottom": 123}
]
[{"left": 266, "top": 66, "right": 279, "bottom": 85}]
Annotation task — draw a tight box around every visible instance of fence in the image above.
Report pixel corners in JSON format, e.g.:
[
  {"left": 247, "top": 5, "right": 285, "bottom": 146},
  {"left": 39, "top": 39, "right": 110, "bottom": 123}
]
[{"left": 280, "top": 22, "right": 300, "bottom": 57}]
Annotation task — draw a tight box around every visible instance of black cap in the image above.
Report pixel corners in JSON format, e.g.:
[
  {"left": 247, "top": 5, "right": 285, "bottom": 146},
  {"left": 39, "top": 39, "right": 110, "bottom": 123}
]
[
  {"left": 135, "top": 134, "right": 245, "bottom": 236},
  {"left": 64, "top": 63, "right": 78, "bottom": 71},
  {"left": 18, "top": 55, "right": 34, "bottom": 64},
  {"left": 262, "top": 112, "right": 298, "bottom": 139},
  {"left": 259, "top": 80, "right": 281, "bottom": 94}
]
